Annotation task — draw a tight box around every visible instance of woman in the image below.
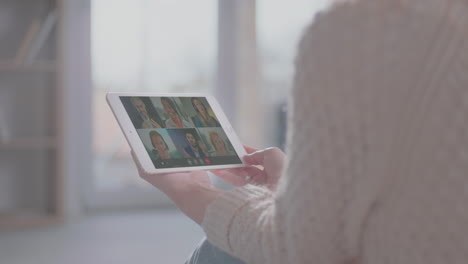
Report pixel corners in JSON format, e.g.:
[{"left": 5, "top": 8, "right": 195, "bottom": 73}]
[
  {"left": 209, "top": 131, "right": 234, "bottom": 157},
  {"left": 191, "top": 98, "right": 221, "bottom": 127},
  {"left": 149, "top": 130, "right": 180, "bottom": 160},
  {"left": 133, "top": 1, "right": 468, "bottom": 263},
  {"left": 161, "top": 97, "right": 193, "bottom": 128}
]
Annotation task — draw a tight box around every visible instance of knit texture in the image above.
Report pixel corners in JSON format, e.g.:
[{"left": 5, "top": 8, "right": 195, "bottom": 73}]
[{"left": 202, "top": 0, "right": 468, "bottom": 263}]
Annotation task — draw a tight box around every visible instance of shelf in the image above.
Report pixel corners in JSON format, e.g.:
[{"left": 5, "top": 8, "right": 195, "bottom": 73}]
[
  {"left": 0, "top": 61, "right": 56, "bottom": 72},
  {"left": 0, "top": 211, "right": 62, "bottom": 229},
  {"left": 0, "top": 137, "right": 57, "bottom": 149},
  {"left": 0, "top": 0, "right": 63, "bottom": 230}
]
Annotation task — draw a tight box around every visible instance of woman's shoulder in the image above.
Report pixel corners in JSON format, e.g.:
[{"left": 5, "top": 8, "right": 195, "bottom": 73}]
[
  {"left": 192, "top": 115, "right": 204, "bottom": 126},
  {"left": 192, "top": 115, "right": 201, "bottom": 122},
  {"left": 183, "top": 119, "right": 195, "bottom": 128},
  {"left": 210, "top": 116, "right": 221, "bottom": 127},
  {"left": 170, "top": 151, "right": 182, "bottom": 159},
  {"left": 148, "top": 149, "right": 159, "bottom": 160},
  {"left": 165, "top": 119, "right": 176, "bottom": 128}
]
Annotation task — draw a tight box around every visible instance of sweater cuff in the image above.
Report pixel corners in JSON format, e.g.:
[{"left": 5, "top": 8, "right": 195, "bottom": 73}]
[{"left": 201, "top": 184, "right": 272, "bottom": 254}]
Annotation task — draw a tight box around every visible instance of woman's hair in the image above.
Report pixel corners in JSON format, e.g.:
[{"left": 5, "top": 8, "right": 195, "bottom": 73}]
[
  {"left": 191, "top": 97, "right": 208, "bottom": 114},
  {"left": 130, "top": 97, "right": 144, "bottom": 106},
  {"left": 209, "top": 131, "right": 226, "bottom": 151},
  {"left": 161, "top": 97, "right": 177, "bottom": 112},
  {"left": 149, "top": 130, "right": 168, "bottom": 150}
]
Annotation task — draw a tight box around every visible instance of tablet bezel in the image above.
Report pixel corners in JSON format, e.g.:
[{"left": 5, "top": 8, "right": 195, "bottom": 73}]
[{"left": 106, "top": 92, "right": 248, "bottom": 174}]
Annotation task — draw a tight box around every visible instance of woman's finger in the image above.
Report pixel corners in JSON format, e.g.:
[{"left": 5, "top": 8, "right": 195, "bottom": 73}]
[
  {"left": 243, "top": 166, "right": 267, "bottom": 185},
  {"left": 242, "top": 166, "right": 264, "bottom": 178},
  {"left": 243, "top": 145, "right": 259, "bottom": 154},
  {"left": 211, "top": 168, "right": 248, "bottom": 186},
  {"left": 244, "top": 147, "right": 285, "bottom": 166},
  {"left": 243, "top": 149, "right": 267, "bottom": 165},
  {"left": 130, "top": 151, "right": 139, "bottom": 166},
  {"left": 131, "top": 151, "right": 147, "bottom": 176},
  {"left": 211, "top": 166, "right": 266, "bottom": 186}
]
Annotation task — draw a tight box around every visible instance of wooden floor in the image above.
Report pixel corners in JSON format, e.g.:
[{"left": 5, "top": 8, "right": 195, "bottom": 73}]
[{"left": 0, "top": 210, "right": 204, "bottom": 264}]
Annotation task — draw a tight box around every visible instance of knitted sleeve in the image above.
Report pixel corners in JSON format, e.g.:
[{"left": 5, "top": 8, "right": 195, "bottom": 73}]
[
  {"left": 201, "top": 9, "right": 358, "bottom": 263},
  {"left": 203, "top": 0, "right": 468, "bottom": 263}
]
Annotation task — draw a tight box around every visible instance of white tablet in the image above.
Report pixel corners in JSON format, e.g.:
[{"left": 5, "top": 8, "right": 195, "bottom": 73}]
[{"left": 106, "top": 93, "right": 247, "bottom": 173}]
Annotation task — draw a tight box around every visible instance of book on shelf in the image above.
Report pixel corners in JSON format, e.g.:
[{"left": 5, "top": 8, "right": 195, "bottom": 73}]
[{"left": 13, "top": 10, "right": 57, "bottom": 67}]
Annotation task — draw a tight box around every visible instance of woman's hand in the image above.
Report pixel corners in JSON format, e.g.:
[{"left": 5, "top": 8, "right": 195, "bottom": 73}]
[
  {"left": 212, "top": 146, "right": 287, "bottom": 191},
  {"left": 132, "top": 151, "right": 219, "bottom": 224},
  {"left": 131, "top": 145, "right": 287, "bottom": 224}
]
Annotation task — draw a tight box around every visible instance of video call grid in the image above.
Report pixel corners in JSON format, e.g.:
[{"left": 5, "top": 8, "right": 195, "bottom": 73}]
[{"left": 121, "top": 96, "right": 242, "bottom": 168}]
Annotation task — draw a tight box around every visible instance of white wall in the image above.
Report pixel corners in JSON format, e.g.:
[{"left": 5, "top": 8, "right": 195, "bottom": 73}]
[
  {"left": 61, "top": 0, "right": 92, "bottom": 219},
  {"left": 217, "top": 0, "right": 265, "bottom": 148}
]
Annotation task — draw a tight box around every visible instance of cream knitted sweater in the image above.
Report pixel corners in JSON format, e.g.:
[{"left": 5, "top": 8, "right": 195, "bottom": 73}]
[{"left": 202, "top": 0, "right": 468, "bottom": 263}]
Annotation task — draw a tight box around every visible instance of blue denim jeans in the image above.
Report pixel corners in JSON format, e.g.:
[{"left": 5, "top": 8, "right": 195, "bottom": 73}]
[{"left": 185, "top": 238, "right": 246, "bottom": 264}]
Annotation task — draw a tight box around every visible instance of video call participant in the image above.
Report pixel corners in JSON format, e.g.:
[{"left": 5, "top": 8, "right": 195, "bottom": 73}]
[
  {"left": 130, "top": 97, "right": 162, "bottom": 129},
  {"left": 183, "top": 132, "right": 208, "bottom": 158},
  {"left": 191, "top": 98, "right": 221, "bottom": 127},
  {"left": 161, "top": 97, "right": 193, "bottom": 128},
  {"left": 149, "top": 130, "right": 180, "bottom": 160},
  {"left": 209, "top": 131, "right": 234, "bottom": 156}
]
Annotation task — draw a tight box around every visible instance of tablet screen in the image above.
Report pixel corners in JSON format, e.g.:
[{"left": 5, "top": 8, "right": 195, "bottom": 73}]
[{"left": 120, "top": 96, "right": 242, "bottom": 169}]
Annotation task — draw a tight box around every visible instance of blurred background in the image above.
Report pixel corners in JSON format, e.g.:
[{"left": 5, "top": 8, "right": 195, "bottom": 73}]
[{"left": 0, "top": 0, "right": 327, "bottom": 263}]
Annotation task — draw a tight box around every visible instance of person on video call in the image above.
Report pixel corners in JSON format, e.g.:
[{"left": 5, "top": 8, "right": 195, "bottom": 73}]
[
  {"left": 209, "top": 131, "right": 234, "bottom": 157},
  {"left": 183, "top": 132, "right": 208, "bottom": 158},
  {"left": 191, "top": 98, "right": 221, "bottom": 127},
  {"left": 149, "top": 130, "right": 180, "bottom": 160},
  {"left": 161, "top": 97, "right": 193, "bottom": 128},
  {"left": 130, "top": 97, "right": 162, "bottom": 129},
  {"left": 131, "top": 0, "right": 468, "bottom": 263}
]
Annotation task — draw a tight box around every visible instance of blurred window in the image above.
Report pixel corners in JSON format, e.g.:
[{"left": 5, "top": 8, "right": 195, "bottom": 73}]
[
  {"left": 90, "top": 0, "right": 325, "bottom": 208},
  {"left": 91, "top": 0, "right": 216, "bottom": 207},
  {"left": 257, "top": 0, "right": 328, "bottom": 147}
]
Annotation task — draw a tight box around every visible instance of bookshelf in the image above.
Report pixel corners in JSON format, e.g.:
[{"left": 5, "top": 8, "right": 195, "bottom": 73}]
[
  {"left": 0, "top": 60, "right": 56, "bottom": 72},
  {"left": 0, "top": 137, "right": 57, "bottom": 149},
  {"left": 0, "top": 0, "right": 64, "bottom": 228}
]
